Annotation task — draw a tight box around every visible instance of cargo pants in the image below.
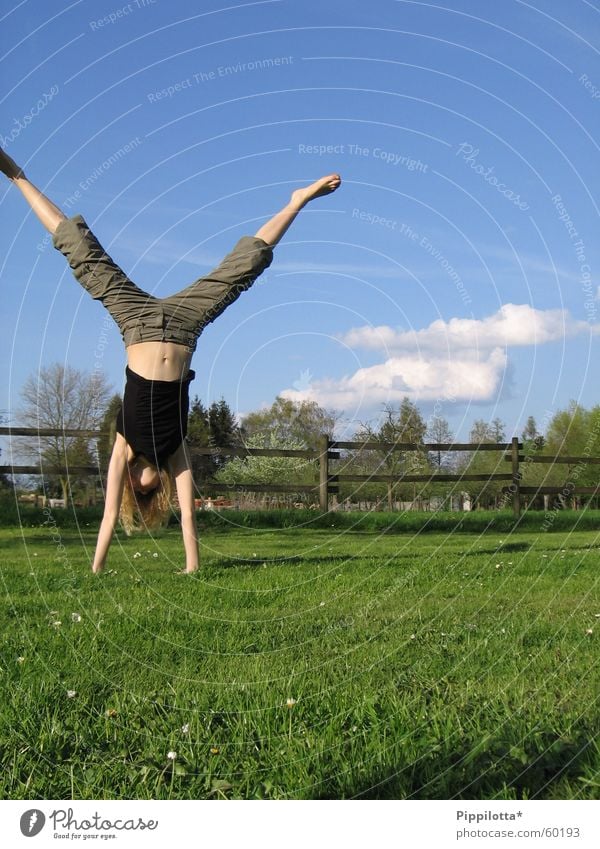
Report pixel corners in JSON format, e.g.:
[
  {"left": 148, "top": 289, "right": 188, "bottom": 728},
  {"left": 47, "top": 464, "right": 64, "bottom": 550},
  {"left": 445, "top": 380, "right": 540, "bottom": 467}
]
[{"left": 52, "top": 215, "right": 274, "bottom": 351}]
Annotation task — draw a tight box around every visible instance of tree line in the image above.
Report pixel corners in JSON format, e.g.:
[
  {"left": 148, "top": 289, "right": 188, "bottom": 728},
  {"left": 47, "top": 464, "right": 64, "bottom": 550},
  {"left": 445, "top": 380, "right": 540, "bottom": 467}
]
[{"left": 5, "top": 363, "right": 600, "bottom": 509}]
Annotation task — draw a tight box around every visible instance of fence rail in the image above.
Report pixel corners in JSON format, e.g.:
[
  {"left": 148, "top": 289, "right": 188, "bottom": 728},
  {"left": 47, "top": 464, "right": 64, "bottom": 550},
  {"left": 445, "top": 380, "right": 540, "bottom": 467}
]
[{"left": 2, "top": 428, "right": 600, "bottom": 517}]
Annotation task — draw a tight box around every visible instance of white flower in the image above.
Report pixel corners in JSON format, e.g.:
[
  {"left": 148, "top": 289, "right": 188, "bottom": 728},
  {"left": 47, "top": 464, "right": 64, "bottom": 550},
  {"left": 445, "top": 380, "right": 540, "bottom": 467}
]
[
  {"left": 52, "top": 620, "right": 62, "bottom": 628},
  {"left": 71, "top": 613, "right": 82, "bottom": 623},
  {"left": 585, "top": 628, "right": 593, "bottom": 636},
  {"left": 67, "top": 690, "right": 77, "bottom": 698},
  {"left": 133, "top": 552, "right": 142, "bottom": 559},
  {"left": 17, "top": 656, "right": 25, "bottom": 664},
  {"left": 153, "top": 553, "right": 158, "bottom": 558},
  {"left": 319, "top": 601, "right": 325, "bottom": 607},
  {"left": 181, "top": 723, "right": 190, "bottom": 734},
  {"left": 167, "top": 750, "right": 177, "bottom": 760},
  {"left": 33, "top": 553, "right": 38, "bottom": 557},
  {"left": 286, "top": 698, "right": 297, "bottom": 708},
  {"left": 410, "top": 634, "right": 416, "bottom": 640}
]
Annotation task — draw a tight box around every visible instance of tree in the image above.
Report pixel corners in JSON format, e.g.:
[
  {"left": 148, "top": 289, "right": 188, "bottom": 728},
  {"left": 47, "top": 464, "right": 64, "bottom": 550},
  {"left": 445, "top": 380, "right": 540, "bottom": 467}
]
[
  {"left": 18, "top": 363, "right": 112, "bottom": 506},
  {"left": 242, "top": 396, "right": 338, "bottom": 451},
  {"left": 463, "top": 417, "right": 508, "bottom": 508},
  {"left": 540, "top": 402, "right": 600, "bottom": 505},
  {"left": 187, "top": 397, "right": 210, "bottom": 447},
  {"left": 469, "top": 419, "right": 492, "bottom": 443},
  {"left": 426, "top": 415, "right": 454, "bottom": 469},
  {"left": 215, "top": 433, "right": 313, "bottom": 487},
  {"left": 0, "top": 413, "right": 14, "bottom": 492},
  {"left": 521, "top": 415, "right": 541, "bottom": 444},
  {"left": 212, "top": 396, "right": 337, "bottom": 504},
  {"left": 187, "top": 397, "right": 214, "bottom": 480},
  {"left": 186, "top": 396, "right": 242, "bottom": 480},
  {"left": 544, "top": 401, "right": 588, "bottom": 457},
  {"left": 489, "top": 417, "right": 506, "bottom": 443},
  {"left": 208, "top": 398, "right": 241, "bottom": 469},
  {"left": 353, "top": 399, "right": 430, "bottom": 508}
]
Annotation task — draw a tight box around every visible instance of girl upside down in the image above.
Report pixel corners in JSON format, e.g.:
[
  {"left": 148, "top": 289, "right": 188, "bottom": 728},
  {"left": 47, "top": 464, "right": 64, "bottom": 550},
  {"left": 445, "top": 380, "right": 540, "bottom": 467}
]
[{"left": 1, "top": 147, "right": 341, "bottom": 573}]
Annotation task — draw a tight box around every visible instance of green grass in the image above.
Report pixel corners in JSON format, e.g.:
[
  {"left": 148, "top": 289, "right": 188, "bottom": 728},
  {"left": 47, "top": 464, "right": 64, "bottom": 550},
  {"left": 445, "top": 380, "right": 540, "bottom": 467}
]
[{"left": 1, "top": 515, "right": 599, "bottom": 800}]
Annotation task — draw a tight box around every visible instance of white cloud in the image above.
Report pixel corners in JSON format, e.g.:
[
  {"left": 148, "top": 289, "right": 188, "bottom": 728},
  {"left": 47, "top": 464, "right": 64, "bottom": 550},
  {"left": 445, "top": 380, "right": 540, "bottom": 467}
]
[
  {"left": 282, "top": 348, "right": 508, "bottom": 406},
  {"left": 281, "top": 303, "right": 597, "bottom": 409},
  {"left": 340, "top": 303, "right": 593, "bottom": 353}
]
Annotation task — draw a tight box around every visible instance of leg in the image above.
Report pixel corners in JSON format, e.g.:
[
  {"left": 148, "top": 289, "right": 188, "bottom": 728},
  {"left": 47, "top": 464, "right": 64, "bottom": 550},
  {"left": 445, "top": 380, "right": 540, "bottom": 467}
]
[
  {"left": 52, "top": 215, "right": 154, "bottom": 328},
  {"left": 159, "top": 174, "right": 342, "bottom": 340},
  {"left": 1, "top": 148, "right": 66, "bottom": 233},
  {"left": 254, "top": 173, "right": 341, "bottom": 246},
  {"left": 160, "top": 235, "right": 274, "bottom": 335}
]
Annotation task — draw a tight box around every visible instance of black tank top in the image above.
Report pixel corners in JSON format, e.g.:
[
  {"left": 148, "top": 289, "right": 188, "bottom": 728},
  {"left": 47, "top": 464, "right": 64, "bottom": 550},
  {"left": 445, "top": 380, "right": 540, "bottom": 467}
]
[{"left": 115, "top": 367, "right": 195, "bottom": 467}]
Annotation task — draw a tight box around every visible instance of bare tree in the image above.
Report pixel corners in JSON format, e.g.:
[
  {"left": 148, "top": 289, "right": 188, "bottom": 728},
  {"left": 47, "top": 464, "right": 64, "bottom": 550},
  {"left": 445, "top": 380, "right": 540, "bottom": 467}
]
[
  {"left": 426, "top": 415, "right": 454, "bottom": 469},
  {"left": 18, "top": 363, "right": 112, "bottom": 506}
]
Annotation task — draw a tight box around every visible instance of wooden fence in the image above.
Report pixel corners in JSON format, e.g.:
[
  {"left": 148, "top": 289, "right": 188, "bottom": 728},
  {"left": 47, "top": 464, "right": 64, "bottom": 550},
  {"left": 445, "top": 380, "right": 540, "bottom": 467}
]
[{"left": 2, "top": 428, "right": 600, "bottom": 518}]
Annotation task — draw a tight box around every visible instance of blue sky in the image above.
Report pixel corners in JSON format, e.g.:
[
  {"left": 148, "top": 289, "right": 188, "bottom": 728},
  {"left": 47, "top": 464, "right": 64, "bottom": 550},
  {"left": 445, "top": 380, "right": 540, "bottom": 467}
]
[{"left": 1, "top": 0, "right": 599, "bottom": 441}]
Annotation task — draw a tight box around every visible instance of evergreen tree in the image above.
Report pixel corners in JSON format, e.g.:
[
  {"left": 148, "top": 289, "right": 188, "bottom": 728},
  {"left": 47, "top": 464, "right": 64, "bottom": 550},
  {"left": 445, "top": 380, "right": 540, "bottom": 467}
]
[
  {"left": 489, "top": 417, "right": 506, "bottom": 443},
  {"left": 186, "top": 396, "right": 240, "bottom": 478},
  {"left": 187, "top": 397, "right": 215, "bottom": 480},
  {"left": 521, "top": 415, "right": 541, "bottom": 444},
  {"left": 209, "top": 398, "right": 240, "bottom": 447}
]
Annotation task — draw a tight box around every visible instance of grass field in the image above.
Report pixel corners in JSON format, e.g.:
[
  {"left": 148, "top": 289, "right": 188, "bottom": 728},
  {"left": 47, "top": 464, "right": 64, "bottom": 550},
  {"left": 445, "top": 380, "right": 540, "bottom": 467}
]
[{"left": 1, "top": 510, "right": 599, "bottom": 800}]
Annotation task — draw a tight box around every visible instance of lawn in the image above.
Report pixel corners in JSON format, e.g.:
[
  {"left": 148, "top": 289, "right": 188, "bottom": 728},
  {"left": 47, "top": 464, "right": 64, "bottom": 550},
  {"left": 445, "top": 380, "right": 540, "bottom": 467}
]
[{"left": 1, "top": 511, "right": 599, "bottom": 800}]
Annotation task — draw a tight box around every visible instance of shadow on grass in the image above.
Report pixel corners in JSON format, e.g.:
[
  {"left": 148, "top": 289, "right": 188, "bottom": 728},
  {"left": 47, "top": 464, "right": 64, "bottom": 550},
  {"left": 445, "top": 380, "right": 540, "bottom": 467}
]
[
  {"left": 331, "top": 727, "right": 596, "bottom": 800},
  {"left": 464, "top": 541, "right": 532, "bottom": 556},
  {"left": 209, "top": 554, "right": 365, "bottom": 571}
]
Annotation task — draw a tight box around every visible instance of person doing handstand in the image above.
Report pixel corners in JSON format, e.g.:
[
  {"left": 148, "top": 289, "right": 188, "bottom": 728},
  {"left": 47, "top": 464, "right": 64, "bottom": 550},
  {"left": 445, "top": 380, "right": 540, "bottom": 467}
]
[{"left": 1, "top": 147, "right": 341, "bottom": 573}]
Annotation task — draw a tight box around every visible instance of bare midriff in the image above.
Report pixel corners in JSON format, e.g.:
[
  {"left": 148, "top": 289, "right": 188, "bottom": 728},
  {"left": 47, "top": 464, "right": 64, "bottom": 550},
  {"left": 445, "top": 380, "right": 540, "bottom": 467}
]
[{"left": 126, "top": 340, "right": 193, "bottom": 382}]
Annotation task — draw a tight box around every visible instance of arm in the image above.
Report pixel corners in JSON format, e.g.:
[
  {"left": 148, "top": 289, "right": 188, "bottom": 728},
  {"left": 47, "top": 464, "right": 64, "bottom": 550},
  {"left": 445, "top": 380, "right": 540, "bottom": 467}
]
[
  {"left": 170, "top": 440, "right": 199, "bottom": 573},
  {"left": 91, "top": 433, "right": 128, "bottom": 573},
  {"left": 1, "top": 148, "right": 66, "bottom": 233}
]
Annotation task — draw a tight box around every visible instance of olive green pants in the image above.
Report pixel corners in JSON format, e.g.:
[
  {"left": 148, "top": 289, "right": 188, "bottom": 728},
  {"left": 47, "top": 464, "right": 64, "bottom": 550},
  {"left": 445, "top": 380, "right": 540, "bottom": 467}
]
[{"left": 53, "top": 215, "right": 273, "bottom": 351}]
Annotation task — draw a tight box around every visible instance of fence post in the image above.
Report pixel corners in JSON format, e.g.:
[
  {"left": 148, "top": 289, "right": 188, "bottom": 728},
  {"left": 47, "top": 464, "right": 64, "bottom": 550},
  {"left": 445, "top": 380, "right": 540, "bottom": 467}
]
[
  {"left": 319, "top": 433, "right": 330, "bottom": 512},
  {"left": 511, "top": 437, "right": 521, "bottom": 519}
]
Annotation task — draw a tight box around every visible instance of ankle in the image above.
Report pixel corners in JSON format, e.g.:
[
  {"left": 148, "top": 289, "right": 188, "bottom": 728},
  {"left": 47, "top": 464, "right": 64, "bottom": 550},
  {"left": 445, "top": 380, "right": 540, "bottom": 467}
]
[{"left": 288, "top": 193, "right": 306, "bottom": 213}]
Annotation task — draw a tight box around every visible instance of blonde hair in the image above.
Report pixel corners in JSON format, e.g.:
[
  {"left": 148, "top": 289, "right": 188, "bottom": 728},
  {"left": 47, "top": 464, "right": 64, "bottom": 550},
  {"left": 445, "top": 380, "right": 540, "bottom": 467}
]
[{"left": 120, "top": 462, "right": 173, "bottom": 535}]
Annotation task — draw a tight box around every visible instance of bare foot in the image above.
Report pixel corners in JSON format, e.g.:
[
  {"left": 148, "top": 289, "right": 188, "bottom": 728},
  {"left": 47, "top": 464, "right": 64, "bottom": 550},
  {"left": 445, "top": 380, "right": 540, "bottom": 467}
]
[
  {"left": 176, "top": 568, "right": 199, "bottom": 575},
  {"left": 290, "top": 174, "right": 341, "bottom": 210},
  {"left": 0, "top": 148, "right": 24, "bottom": 180}
]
